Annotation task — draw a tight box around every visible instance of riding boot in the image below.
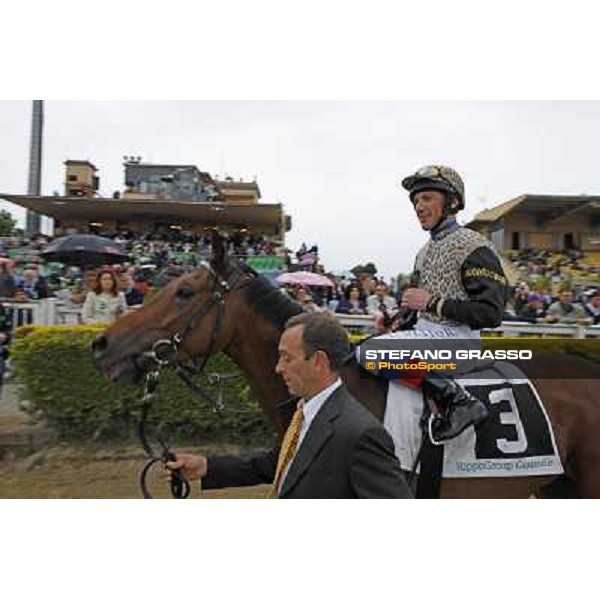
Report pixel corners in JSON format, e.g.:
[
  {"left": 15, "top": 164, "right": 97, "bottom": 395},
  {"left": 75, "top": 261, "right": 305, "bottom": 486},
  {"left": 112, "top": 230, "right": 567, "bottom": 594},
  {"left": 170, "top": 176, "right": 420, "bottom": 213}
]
[{"left": 423, "top": 371, "right": 489, "bottom": 442}]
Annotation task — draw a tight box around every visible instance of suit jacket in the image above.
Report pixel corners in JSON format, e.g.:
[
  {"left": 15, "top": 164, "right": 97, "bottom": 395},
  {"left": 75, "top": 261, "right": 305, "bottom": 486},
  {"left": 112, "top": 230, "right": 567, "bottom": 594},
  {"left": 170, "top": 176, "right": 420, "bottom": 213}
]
[
  {"left": 124, "top": 287, "right": 145, "bottom": 306},
  {"left": 202, "top": 386, "right": 412, "bottom": 499}
]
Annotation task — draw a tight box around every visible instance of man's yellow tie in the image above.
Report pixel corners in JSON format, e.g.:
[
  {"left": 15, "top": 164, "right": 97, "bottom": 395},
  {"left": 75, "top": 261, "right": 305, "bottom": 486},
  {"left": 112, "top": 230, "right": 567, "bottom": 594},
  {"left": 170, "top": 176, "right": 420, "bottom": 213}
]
[{"left": 269, "top": 402, "right": 305, "bottom": 498}]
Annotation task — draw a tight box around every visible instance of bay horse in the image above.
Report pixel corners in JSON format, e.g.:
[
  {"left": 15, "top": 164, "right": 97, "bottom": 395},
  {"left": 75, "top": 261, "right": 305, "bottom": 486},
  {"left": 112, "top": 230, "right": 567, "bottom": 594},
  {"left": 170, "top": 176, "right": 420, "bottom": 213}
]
[{"left": 92, "top": 241, "right": 600, "bottom": 498}]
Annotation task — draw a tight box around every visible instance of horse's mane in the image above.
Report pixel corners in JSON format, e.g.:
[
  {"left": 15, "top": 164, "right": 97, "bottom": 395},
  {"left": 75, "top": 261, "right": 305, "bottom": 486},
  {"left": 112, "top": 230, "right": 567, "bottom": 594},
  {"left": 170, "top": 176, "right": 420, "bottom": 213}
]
[{"left": 243, "top": 271, "right": 304, "bottom": 329}]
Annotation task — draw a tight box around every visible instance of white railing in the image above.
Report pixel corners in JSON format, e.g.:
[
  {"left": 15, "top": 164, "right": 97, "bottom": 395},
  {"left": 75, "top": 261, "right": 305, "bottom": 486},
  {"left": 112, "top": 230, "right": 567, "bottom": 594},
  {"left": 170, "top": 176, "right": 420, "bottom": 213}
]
[
  {"left": 2, "top": 301, "right": 38, "bottom": 328},
  {"left": 1, "top": 298, "right": 81, "bottom": 329},
  {"left": 333, "top": 313, "right": 600, "bottom": 339},
  {"left": 0, "top": 299, "right": 598, "bottom": 339},
  {"left": 333, "top": 314, "right": 376, "bottom": 333},
  {"left": 1, "top": 299, "right": 58, "bottom": 329},
  {"left": 482, "top": 321, "right": 600, "bottom": 339}
]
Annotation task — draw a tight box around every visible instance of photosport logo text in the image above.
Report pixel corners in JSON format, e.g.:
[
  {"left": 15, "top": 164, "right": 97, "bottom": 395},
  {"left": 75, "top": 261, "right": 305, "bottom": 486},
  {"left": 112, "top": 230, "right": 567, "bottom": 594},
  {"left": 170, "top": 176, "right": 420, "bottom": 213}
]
[{"left": 361, "top": 348, "right": 533, "bottom": 375}]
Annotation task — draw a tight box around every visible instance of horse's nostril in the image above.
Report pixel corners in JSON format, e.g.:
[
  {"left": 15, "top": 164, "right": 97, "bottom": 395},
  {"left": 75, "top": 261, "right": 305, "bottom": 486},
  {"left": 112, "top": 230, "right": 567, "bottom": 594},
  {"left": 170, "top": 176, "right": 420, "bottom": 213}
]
[{"left": 92, "top": 335, "right": 108, "bottom": 356}]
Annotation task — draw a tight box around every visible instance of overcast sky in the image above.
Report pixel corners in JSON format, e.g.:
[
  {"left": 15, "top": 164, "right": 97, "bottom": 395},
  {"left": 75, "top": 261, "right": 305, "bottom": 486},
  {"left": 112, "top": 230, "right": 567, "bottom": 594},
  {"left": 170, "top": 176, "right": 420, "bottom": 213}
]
[{"left": 1, "top": 100, "right": 600, "bottom": 277}]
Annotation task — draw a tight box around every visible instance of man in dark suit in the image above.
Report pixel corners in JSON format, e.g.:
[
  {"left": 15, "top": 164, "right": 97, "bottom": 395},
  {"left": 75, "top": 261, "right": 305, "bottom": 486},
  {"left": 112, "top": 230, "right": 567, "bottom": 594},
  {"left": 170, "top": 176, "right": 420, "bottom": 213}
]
[
  {"left": 19, "top": 265, "right": 49, "bottom": 300},
  {"left": 120, "top": 273, "right": 145, "bottom": 306},
  {"left": 167, "top": 313, "right": 412, "bottom": 499}
]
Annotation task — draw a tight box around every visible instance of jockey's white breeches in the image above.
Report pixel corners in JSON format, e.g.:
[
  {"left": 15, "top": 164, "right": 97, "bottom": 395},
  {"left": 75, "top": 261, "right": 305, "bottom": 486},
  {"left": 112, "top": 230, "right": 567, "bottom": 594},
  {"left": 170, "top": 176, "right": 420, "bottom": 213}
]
[{"left": 377, "top": 318, "right": 481, "bottom": 341}]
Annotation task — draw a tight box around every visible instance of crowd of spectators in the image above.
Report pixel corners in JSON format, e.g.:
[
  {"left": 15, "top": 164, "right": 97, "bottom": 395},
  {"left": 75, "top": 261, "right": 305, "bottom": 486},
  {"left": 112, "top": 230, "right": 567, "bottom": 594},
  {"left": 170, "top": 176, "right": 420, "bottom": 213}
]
[
  {"left": 0, "top": 231, "right": 321, "bottom": 324},
  {"left": 507, "top": 283, "right": 599, "bottom": 325},
  {"left": 504, "top": 247, "right": 599, "bottom": 325},
  {"left": 110, "top": 230, "right": 286, "bottom": 267},
  {"left": 0, "top": 232, "right": 598, "bottom": 329},
  {"left": 508, "top": 248, "right": 599, "bottom": 283},
  {"left": 285, "top": 275, "right": 402, "bottom": 319}
]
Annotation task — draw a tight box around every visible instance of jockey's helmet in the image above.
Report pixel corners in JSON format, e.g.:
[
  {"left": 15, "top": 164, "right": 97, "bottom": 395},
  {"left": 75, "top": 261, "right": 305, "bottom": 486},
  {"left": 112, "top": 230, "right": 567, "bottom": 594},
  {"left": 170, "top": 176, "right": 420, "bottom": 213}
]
[{"left": 401, "top": 165, "right": 465, "bottom": 213}]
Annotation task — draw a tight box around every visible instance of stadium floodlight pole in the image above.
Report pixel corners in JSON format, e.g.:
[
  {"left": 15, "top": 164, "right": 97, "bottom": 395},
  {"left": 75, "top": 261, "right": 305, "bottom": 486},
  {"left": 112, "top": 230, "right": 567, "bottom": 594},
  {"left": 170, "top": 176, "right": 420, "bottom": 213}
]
[{"left": 26, "top": 100, "right": 44, "bottom": 237}]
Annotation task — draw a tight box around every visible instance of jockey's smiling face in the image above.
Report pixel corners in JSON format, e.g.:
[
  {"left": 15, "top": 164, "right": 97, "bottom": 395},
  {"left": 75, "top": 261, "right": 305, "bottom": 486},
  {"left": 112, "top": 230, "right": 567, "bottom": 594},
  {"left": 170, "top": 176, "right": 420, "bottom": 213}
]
[{"left": 412, "top": 189, "right": 447, "bottom": 231}]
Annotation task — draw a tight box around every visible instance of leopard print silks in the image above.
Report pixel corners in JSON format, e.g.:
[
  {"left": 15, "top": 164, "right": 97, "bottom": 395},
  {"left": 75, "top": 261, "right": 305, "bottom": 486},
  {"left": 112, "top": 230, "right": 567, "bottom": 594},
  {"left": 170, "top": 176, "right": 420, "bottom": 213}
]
[{"left": 415, "top": 227, "right": 500, "bottom": 326}]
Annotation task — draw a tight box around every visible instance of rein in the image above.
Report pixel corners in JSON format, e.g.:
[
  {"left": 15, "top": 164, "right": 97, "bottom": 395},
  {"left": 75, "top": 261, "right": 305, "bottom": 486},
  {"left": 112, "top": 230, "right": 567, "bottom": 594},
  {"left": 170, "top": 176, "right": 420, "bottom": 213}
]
[{"left": 138, "top": 369, "right": 191, "bottom": 499}]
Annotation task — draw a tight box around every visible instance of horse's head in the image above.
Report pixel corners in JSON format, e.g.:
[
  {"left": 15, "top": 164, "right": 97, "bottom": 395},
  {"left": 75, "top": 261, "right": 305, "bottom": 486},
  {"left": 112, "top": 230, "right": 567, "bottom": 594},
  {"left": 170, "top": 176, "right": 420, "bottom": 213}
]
[{"left": 92, "top": 234, "right": 244, "bottom": 383}]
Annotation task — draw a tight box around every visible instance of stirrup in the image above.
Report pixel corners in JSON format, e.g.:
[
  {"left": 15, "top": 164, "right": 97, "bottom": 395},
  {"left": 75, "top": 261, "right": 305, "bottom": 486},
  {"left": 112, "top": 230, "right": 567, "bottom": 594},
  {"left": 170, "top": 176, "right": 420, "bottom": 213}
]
[{"left": 427, "top": 414, "right": 447, "bottom": 446}]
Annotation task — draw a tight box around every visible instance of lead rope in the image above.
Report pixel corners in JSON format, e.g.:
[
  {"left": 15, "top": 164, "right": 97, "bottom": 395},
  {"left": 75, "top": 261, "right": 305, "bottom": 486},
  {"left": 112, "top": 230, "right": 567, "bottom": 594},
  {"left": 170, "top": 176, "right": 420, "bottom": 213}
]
[
  {"left": 138, "top": 370, "right": 191, "bottom": 499},
  {"left": 135, "top": 264, "right": 277, "bottom": 498}
]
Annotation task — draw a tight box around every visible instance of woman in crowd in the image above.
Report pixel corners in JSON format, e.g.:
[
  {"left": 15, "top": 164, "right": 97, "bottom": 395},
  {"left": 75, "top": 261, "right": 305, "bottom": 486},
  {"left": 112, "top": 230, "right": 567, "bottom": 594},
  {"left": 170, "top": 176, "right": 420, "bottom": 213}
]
[
  {"left": 335, "top": 284, "right": 368, "bottom": 315},
  {"left": 291, "top": 285, "right": 322, "bottom": 313},
  {"left": 513, "top": 284, "right": 530, "bottom": 314},
  {"left": 82, "top": 269, "right": 128, "bottom": 325}
]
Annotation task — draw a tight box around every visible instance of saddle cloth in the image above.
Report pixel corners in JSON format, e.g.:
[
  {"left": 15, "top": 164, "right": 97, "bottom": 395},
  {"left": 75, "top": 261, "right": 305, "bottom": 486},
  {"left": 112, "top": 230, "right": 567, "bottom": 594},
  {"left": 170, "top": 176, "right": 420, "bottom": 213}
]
[{"left": 383, "top": 362, "right": 564, "bottom": 478}]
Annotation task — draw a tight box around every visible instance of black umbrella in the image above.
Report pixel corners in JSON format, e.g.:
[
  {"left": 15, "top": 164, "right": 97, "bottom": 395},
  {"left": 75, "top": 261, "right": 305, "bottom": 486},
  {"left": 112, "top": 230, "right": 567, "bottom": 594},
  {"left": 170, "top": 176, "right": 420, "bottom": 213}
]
[{"left": 39, "top": 234, "right": 130, "bottom": 267}]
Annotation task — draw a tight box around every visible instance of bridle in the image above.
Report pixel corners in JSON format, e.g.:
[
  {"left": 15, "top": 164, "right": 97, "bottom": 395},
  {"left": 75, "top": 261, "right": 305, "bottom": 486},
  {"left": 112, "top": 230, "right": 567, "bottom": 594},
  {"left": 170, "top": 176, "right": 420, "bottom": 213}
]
[
  {"left": 144, "top": 262, "right": 248, "bottom": 384},
  {"left": 137, "top": 261, "right": 252, "bottom": 498}
]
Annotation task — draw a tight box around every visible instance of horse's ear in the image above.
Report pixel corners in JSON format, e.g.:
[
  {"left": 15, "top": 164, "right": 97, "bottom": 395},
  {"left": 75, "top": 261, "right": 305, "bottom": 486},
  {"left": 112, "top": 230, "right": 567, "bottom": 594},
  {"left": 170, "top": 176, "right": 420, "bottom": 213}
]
[{"left": 210, "top": 230, "right": 228, "bottom": 274}]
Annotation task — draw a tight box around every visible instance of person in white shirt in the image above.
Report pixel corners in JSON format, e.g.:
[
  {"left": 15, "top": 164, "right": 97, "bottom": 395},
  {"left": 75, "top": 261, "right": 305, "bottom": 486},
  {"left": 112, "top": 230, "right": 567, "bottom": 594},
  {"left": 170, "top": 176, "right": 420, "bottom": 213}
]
[
  {"left": 366, "top": 281, "right": 397, "bottom": 316},
  {"left": 82, "top": 269, "right": 127, "bottom": 325}
]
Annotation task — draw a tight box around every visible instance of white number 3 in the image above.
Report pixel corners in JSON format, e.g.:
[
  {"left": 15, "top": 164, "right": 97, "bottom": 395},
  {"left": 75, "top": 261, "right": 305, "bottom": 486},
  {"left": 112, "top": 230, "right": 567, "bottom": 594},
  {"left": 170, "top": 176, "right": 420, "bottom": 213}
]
[{"left": 488, "top": 388, "right": 528, "bottom": 454}]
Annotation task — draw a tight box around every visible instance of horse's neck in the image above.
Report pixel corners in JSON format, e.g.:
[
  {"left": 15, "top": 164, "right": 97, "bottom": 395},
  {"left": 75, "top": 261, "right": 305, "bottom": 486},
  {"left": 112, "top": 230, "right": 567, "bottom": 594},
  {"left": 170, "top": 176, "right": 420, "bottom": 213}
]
[
  {"left": 339, "top": 361, "right": 387, "bottom": 422},
  {"left": 224, "top": 323, "right": 289, "bottom": 432}
]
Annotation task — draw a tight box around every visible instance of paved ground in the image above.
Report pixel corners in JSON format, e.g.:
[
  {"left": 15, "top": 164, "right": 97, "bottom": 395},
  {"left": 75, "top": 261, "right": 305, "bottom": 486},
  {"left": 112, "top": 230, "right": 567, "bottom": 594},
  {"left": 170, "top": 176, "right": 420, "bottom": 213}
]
[
  {"left": 0, "top": 379, "right": 54, "bottom": 461},
  {"left": 0, "top": 378, "right": 267, "bottom": 498},
  {"left": 0, "top": 380, "right": 22, "bottom": 414},
  {"left": 0, "top": 441, "right": 268, "bottom": 499}
]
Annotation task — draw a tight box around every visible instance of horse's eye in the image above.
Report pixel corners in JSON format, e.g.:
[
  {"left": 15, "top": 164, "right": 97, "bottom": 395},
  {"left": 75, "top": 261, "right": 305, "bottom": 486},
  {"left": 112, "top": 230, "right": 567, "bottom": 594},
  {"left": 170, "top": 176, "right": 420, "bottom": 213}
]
[{"left": 176, "top": 287, "right": 196, "bottom": 300}]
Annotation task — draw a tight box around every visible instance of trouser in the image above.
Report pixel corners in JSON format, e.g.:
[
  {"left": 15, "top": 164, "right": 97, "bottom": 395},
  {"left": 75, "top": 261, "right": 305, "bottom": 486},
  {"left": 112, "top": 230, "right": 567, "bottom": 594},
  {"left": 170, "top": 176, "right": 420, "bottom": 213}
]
[{"left": 358, "top": 319, "right": 488, "bottom": 441}]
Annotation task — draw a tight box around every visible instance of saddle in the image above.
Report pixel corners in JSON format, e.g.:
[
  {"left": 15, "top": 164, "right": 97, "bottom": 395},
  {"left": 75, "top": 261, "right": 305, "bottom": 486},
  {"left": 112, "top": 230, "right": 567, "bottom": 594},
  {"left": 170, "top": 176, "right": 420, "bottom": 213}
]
[{"left": 384, "top": 360, "right": 564, "bottom": 498}]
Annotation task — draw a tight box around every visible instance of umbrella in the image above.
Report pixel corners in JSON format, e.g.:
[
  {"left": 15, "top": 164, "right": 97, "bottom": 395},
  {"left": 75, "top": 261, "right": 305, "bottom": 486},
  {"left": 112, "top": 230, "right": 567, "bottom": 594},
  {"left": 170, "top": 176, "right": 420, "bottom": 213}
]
[
  {"left": 275, "top": 271, "right": 334, "bottom": 287},
  {"left": 39, "top": 234, "right": 129, "bottom": 267}
]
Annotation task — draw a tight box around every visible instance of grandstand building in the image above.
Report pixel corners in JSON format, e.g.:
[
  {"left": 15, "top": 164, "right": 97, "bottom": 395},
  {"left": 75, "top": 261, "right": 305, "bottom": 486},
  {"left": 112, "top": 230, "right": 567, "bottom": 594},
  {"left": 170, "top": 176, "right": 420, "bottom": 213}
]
[
  {"left": 64, "top": 160, "right": 100, "bottom": 198},
  {"left": 467, "top": 195, "right": 600, "bottom": 256},
  {"left": 0, "top": 160, "right": 291, "bottom": 244},
  {"left": 121, "top": 160, "right": 218, "bottom": 202}
]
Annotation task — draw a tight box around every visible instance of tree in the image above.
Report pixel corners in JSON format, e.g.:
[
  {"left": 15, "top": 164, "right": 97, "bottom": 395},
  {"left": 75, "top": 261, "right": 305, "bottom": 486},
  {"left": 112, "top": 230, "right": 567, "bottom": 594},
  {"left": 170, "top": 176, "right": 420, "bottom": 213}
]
[{"left": 0, "top": 210, "right": 17, "bottom": 236}]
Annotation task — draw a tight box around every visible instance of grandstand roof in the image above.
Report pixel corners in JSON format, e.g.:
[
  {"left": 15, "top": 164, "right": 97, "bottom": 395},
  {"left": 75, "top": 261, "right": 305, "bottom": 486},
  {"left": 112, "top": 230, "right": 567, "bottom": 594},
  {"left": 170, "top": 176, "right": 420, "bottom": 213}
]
[
  {"left": 0, "top": 193, "right": 289, "bottom": 234},
  {"left": 468, "top": 194, "right": 600, "bottom": 227}
]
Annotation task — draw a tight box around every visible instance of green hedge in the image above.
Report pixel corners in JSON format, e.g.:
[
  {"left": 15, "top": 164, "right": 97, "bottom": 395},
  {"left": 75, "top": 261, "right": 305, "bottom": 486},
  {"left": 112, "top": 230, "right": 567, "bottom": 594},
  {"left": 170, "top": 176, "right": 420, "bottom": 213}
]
[
  {"left": 11, "top": 326, "right": 597, "bottom": 443},
  {"left": 11, "top": 325, "right": 276, "bottom": 445}
]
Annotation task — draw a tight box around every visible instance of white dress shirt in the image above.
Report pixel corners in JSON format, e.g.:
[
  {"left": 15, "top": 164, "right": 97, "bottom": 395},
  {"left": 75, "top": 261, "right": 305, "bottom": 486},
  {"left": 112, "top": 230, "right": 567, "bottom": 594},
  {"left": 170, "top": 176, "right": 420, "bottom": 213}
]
[{"left": 278, "top": 377, "right": 342, "bottom": 492}]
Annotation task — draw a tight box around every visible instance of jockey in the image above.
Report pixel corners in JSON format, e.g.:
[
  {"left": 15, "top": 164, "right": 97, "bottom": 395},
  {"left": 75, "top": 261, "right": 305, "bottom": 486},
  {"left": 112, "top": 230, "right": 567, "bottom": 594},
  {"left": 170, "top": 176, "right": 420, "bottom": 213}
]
[{"left": 363, "top": 165, "right": 508, "bottom": 442}]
